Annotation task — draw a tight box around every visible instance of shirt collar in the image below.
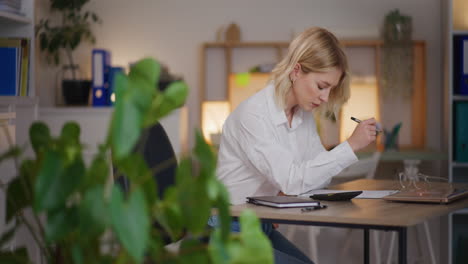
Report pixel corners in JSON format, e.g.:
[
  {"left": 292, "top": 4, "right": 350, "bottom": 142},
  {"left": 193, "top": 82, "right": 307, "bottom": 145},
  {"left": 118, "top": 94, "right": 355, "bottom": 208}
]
[{"left": 266, "top": 83, "right": 304, "bottom": 129}]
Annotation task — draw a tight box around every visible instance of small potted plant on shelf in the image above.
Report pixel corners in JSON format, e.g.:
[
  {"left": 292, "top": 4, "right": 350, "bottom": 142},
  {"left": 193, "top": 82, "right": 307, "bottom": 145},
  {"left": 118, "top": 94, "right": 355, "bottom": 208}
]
[{"left": 35, "top": 0, "right": 101, "bottom": 106}]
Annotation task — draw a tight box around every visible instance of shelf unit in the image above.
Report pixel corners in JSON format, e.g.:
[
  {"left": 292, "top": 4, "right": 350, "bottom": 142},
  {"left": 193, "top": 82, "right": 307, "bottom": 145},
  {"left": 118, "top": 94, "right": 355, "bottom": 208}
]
[
  {"left": 200, "top": 39, "right": 427, "bottom": 149},
  {"left": 444, "top": 0, "right": 468, "bottom": 263},
  {"left": 0, "top": 0, "right": 37, "bottom": 144},
  {"left": 0, "top": 1, "right": 39, "bottom": 261}
]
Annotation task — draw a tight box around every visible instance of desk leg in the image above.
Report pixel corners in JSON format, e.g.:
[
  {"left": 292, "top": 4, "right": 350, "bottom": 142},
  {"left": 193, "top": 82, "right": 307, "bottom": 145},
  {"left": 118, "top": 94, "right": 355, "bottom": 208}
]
[
  {"left": 398, "top": 227, "right": 407, "bottom": 264},
  {"left": 364, "top": 228, "right": 369, "bottom": 264}
]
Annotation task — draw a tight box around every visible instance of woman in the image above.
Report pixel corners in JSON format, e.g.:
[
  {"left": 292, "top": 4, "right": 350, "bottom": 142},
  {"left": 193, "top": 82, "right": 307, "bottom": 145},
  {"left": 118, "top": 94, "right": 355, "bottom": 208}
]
[{"left": 210, "top": 27, "right": 378, "bottom": 264}]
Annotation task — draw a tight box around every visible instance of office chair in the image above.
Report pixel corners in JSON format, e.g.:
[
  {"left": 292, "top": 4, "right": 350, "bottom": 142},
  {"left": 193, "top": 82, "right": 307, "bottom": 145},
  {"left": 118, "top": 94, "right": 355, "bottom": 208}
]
[
  {"left": 115, "top": 122, "right": 177, "bottom": 197},
  {"left": 283, "top": 152, "right": 381, "bottom": 263},
  {"left": 115, "top": 122, "right": 178, "bottom": 244}
]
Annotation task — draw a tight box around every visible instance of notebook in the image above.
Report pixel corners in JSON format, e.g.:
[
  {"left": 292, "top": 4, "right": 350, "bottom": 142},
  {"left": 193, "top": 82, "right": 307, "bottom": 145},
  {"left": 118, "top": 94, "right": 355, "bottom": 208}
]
[
  {"left": 246, "top": 196, "right": 320, "bottom": 208},
  {"left": 383, "top": 188, "right": 468, "bottom": 204}
]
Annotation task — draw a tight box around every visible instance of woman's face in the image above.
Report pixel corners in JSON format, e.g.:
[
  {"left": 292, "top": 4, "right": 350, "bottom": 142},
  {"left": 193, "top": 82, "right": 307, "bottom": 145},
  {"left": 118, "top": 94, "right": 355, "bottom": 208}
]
[{"left": 290, "top": 65, "right": 342, "bottom": 112}]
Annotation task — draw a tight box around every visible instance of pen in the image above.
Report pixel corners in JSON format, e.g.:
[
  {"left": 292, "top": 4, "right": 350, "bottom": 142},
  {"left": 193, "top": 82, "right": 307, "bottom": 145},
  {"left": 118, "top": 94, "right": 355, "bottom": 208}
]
[
  {"left": 351, "top": 116, "right": 382, "bottom": 133},
  {"left": 301, "top": 204, "right": 327, "bottom": 212}
]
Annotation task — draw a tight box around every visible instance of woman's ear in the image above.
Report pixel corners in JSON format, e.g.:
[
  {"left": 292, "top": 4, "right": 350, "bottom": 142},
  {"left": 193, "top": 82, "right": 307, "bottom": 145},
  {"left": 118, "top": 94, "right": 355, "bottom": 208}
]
[{"left": 292, "top": 63, "right": 301, "bottom": 77}]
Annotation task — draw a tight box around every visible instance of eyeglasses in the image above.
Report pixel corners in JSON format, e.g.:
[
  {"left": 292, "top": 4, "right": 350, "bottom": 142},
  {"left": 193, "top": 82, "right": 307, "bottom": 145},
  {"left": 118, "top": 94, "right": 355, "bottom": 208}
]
[{"left": 398, "top": 172, "right": 453, "bottom": 195}]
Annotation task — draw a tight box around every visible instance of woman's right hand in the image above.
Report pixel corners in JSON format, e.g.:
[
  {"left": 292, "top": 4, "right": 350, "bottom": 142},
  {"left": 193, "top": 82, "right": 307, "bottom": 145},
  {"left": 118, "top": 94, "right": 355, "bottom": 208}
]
[{"left": 347, "top": 118, "right": 378, "bottom": 152}]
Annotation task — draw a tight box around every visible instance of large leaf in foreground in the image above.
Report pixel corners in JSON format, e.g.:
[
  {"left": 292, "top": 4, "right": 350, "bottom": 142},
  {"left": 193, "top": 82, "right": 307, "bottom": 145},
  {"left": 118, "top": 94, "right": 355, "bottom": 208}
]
[{"left": 111, "top": 186, "right": 150, "bottom": 263}]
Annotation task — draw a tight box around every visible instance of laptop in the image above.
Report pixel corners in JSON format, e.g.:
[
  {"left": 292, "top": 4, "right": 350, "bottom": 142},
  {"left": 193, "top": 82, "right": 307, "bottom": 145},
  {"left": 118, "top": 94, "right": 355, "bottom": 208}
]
[{"left": 383, "top": 188, "right": 468, "bottom": 204}]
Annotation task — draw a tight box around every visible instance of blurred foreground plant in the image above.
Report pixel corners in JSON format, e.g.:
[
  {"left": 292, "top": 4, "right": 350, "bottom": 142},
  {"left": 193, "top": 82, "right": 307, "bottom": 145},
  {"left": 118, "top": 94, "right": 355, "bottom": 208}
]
[{"left": 0, "top": 58, "right": 273, "bottom": 264}]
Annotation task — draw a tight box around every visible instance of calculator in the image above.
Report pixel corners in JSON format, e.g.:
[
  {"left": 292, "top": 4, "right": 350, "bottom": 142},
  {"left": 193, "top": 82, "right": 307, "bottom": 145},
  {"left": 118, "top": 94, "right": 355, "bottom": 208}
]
[{"left": 309, "top": 191, "right": 363, "bottom": 201}]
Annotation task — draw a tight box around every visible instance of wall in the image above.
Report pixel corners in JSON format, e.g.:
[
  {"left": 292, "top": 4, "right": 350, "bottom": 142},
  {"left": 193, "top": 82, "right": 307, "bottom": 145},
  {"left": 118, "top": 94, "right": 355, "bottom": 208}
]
[{"left": 35, "top": 0, "right": 443, "bottom": 151}]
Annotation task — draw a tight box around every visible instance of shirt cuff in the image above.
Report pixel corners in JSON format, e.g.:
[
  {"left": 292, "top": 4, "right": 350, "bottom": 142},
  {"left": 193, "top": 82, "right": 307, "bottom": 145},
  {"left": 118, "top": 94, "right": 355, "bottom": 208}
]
[{"left": 330, "top": 141, "right": 358, "bottom": 170}]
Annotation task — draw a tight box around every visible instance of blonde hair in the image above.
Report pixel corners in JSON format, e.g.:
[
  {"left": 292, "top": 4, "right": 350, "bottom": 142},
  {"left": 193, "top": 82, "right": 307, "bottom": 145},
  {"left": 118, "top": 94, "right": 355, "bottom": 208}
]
[{"left": 270, "top": 27, "right": 350, "bottom": 117}]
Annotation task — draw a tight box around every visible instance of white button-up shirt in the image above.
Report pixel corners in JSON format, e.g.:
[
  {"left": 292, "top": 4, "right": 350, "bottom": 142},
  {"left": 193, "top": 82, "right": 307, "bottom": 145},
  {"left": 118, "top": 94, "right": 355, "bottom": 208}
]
[{"left": 216, "top": 83, "right": 358, "bottom": 205}]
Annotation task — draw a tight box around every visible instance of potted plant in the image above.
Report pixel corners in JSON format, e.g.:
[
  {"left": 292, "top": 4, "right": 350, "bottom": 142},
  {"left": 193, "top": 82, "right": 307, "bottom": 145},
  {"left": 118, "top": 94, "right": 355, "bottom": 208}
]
[
  {"left": 35, "top": 0, "right": 101, "bottom": 106},
  {"left": 0, "top": 58, "right": 273, "bottom": 263}
]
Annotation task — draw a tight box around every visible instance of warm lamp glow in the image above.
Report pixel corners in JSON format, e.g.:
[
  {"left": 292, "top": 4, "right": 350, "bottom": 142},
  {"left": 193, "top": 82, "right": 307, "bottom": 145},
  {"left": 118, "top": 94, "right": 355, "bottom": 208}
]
[
  {"left": 453, "top": 0, "right": 468, "bottom": 30},
  {"left": 340, "top": 77, "right": 380, "bottom": 142},
  {"left": 202, "top": 101, "right": 230, "bottom": 144}
]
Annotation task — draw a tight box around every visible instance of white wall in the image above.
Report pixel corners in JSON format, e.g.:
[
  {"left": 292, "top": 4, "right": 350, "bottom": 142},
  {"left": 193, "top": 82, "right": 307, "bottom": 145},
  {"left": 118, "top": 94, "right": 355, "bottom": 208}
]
[{"left": 35, "top": 0, "right": 443, "bottom": 150}]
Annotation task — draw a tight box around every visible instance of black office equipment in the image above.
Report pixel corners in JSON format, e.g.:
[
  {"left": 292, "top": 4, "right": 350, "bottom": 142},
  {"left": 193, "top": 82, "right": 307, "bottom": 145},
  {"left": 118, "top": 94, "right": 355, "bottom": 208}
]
[
  {"left": 115, "top": 122, "right": 178, "bottom": 244},
  {"left": 309, "top": 191, "right": 363, "bottom": 201}
]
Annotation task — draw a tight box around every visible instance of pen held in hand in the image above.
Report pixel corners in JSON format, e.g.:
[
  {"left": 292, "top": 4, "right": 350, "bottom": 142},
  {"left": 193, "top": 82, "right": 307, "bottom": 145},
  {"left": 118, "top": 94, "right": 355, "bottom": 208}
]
[{"left": 351, "top": 116, "right": 382, "bottom": 133}]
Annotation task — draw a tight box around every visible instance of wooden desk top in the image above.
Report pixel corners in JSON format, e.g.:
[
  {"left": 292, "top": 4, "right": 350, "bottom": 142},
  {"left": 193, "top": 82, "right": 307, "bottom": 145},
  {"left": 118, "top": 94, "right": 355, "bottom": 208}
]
[{"left": 229, "top": 179, "right": 468, "bottom": 228}]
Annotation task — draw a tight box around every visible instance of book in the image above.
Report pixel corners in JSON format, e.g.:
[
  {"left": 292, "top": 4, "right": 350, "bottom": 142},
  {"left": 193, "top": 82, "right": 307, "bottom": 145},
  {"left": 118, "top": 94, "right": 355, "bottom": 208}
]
[
  {"left": 0, "top": 38, "right": 30, "bottom": 96},
  {"left": 383, "top": 188, "right": 468, "bottom": 204},
  {"left": 0, "top": 46, "right": 18, "bottom": 95},
  {"left": 18, "top": 38, "right": 29, "bottom": 96},
  {"left": 454, "top": 102, "right": 468, "bottom": 162},
  {"left": 246, "top": 196, "right": 320, "bottom": 208}
]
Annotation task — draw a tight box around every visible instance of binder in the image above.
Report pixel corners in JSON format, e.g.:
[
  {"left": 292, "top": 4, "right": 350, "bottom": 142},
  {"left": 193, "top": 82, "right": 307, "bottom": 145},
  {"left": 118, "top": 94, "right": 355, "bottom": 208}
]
[
  {"left": 453, "top": 35, "right": 468, "bottom": 95},
  {"left": 108, "top": 66, "right": 124, "bottom": 105},
  {"left": 92, "top": 49, "right": 111, "bottom": 106},
  {"left": 454, "top": 102, "right": 468, "bottom": 162},
  {"left": 0, "top": 47, "right": 18, "bottom": 96}
]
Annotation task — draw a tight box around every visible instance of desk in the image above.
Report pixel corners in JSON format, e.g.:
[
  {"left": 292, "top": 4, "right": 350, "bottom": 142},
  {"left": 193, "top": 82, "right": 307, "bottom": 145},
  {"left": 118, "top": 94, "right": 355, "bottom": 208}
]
[{"left": 229, "top": 179, "right": 468, "bottom": 264}]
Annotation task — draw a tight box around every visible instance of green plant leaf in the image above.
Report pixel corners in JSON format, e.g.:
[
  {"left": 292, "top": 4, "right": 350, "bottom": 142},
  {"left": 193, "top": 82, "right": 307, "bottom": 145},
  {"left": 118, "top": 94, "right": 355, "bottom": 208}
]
[
  {"left": 153, "top": 187, "right": 184, "bottom": 241},
  {"left": 29, "top": 122, "right": 51, "bottom": 155},
  {"left": 71, "top": 244, "right": 84, "bottom": 264},
  {"left": 83, "top": 153, "right": 109, "bottom": 189},
  {"left": 0, "top": 247, "right": 29, "bottom": 264},
  {"left": 6, "top": 159, "right": 36, "bottom": 222},
  {"left": 59, "top": 122, "right": 82, "bottom": 162},
  {"left": 111, "top": 93, "right": 143, "bottom": 159},
  {"left": 35, "top": 151, "right": 84, "bottom": 211},
  {"left": 46, "top": 206, "right": 79, "bottom": 242},
  {"left": 193, "top": 131, "right": 216, "bottom": 176},
  {"left": 144, "top": 81, "right": 188, "bottom": 126},
  {"left": 229, "top": 210, "right": 273, "bottom": 264},
  {"left": 60, "top": 121, "right": 80, "bottom": 145},
  {"left": 213, "top": 181, "right": 231, "bottom": 242},
  {"left": 6, "top": 175, "right": 31, "bottom": 222},
  {"left": 129, "top": 58, "right": 161, "bottom": 90},
  {"left": 116, "top": 153, "right": 157, "bottom": 204},
  {"left": 179, "top": 239, "right": 210, "bottom": 264},
  {"left": 178, "top": 176, "right": 211, "bottom": 235},
  {"left": 110, "top": 186, "right": 150, "bottom": 263},
  {"left": 78, "top": 185, "right": 109, "bottom": 237}
]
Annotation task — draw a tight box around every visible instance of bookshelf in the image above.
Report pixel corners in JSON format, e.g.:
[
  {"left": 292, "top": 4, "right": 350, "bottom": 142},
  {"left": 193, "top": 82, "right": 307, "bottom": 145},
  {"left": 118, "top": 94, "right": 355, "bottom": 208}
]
[
  {"left": 0, "top": 1, "right": 38, "bottom": 260},
  {"left": 444, "top": 0, "right": 468, "bottom": 263},
  {"left": 0, "top": 0, "right": 37, "bottom": 145}
]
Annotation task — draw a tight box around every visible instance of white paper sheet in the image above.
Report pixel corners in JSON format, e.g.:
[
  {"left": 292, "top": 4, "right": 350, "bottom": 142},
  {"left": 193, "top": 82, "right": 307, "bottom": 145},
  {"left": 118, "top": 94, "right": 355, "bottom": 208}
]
[{"left": 300, "top": 189, "right": 399, "bottom": 199}]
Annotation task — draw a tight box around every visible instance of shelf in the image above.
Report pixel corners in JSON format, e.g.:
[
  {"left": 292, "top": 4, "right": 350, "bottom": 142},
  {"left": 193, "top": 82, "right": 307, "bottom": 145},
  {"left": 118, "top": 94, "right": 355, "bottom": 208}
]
[
  {"left": 0, "top": 96, "right": 38, "bottom": 106},
  {"left": 0, "top": 10, "right": 30, "bottom": 24},
  {"left": 454, "top": 208, "right": 468, "bottom": 215},
  {"left": 453, "top": 95, "right": 468, "bottom": 101},
  {"left": 40, "top": 106, "right": 114, "bottom": 116},
  {"left": 453, "top": 162, "right": 468, "bottom": 168},
  {"left": 452, "top": 30, "right": 468, "bottom": 35}
]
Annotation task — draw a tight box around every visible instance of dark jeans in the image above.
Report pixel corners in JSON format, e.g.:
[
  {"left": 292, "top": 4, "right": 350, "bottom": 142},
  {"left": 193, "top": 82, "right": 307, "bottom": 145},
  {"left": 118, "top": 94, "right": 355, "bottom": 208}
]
[{"left": 208, "top": 216, "right": 314, "bottom": 264}]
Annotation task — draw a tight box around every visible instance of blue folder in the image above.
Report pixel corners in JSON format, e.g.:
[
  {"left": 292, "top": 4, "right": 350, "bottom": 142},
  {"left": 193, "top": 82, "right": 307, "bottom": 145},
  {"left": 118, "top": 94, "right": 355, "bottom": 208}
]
[{"left": 0, "top": 47, "right": 18, "bottom": 96}]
